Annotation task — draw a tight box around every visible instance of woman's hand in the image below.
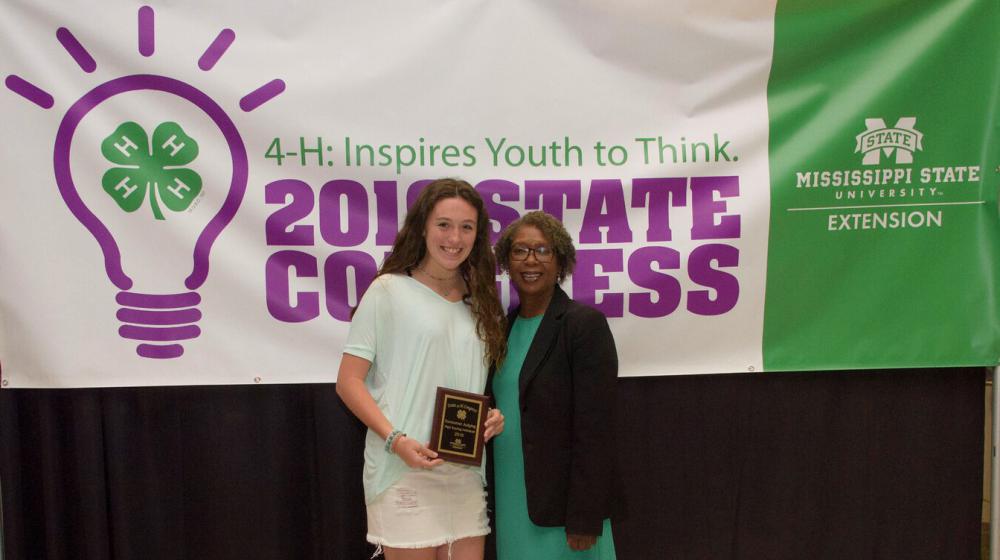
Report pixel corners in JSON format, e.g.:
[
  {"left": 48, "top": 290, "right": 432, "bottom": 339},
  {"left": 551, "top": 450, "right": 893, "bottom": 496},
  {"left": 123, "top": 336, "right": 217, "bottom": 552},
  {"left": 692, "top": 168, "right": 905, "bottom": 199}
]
[
  {"left": 483, "top": 408, "right": 505, "bottom": 441},
  {"left": 566, "top": 533, "right": 597, "bottom": 551},
  {"left": 393, "top": 435, "right": 444, "bottom": 469}
]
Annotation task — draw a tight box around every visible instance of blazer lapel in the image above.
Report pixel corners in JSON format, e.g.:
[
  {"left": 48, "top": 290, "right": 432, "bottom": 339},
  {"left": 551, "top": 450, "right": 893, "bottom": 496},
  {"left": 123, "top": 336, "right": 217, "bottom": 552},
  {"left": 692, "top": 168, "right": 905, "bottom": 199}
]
[{"left": 518, "top": 285, "right": 569, "bottom": 404}]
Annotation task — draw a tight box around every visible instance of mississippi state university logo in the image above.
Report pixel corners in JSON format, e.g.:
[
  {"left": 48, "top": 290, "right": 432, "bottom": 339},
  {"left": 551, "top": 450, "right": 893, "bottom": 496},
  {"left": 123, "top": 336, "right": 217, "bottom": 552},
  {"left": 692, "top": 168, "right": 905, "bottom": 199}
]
[
  {"left": 4, "top": 6, "right": 285, "bottom": 359},
  {"left": 854, "top": 117, "right": 923, "bottom": 165}
]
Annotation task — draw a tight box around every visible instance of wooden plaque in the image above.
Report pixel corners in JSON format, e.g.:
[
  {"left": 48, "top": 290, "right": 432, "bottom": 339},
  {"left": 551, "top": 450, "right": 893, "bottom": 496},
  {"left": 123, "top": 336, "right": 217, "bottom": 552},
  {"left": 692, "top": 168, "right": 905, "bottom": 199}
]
[{"left": 428, "top": 387, "right": 490, "bottom": 466}]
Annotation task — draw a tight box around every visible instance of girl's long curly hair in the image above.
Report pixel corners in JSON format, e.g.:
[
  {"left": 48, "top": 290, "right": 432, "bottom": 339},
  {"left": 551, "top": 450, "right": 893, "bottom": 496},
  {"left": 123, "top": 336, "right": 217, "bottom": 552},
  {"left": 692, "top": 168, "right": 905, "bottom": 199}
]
[{"left": 377, "top": 178, "right": 507, "bottom": 369}]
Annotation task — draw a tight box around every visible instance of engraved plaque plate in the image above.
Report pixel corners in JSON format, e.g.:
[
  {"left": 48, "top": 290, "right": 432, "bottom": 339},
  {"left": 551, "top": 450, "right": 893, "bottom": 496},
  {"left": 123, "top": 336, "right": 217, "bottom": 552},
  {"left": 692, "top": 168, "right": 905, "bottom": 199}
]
[{"left": 428, "top": 387, "right": 489, "bottom": 466}]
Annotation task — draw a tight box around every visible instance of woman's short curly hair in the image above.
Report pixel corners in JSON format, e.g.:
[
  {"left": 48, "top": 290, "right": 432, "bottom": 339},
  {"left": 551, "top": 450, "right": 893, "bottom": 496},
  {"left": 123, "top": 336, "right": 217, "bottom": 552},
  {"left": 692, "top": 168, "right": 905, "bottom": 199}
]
[{"left": 495, "top": 211, "right": 576, "bottom": 284}]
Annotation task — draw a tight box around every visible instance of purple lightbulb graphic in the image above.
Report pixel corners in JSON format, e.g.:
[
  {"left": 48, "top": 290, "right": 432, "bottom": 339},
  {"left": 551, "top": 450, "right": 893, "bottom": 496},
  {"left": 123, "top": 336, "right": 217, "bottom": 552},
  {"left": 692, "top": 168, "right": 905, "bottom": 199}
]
[
  {"left": 5, "top": 6, "right": 285, "bottom": 359},
  {"left": 53, "top": 74, "right": 248, "bottom": 359}
]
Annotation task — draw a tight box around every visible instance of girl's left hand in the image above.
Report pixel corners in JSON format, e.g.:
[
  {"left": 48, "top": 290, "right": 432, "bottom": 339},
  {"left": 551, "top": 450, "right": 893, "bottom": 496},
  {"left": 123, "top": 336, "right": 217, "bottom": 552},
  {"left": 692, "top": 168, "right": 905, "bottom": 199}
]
[{"left": 483, "top": 408, "right": 505, "bottom": 441}]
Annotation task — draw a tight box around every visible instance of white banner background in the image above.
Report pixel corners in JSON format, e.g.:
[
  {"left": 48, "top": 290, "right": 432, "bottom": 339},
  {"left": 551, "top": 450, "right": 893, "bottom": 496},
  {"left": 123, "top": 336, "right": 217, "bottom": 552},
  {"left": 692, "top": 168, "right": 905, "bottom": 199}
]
[{"left": 0, "top": 0, "right": 776, "bottom": 387}]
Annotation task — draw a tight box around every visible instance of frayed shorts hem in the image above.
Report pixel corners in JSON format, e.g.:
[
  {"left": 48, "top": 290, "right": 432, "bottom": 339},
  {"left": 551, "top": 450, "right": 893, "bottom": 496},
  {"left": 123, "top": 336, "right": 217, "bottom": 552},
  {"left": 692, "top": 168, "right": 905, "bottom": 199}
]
[{"left": 366, "top": 528, "right": 490, "bottom": 549}]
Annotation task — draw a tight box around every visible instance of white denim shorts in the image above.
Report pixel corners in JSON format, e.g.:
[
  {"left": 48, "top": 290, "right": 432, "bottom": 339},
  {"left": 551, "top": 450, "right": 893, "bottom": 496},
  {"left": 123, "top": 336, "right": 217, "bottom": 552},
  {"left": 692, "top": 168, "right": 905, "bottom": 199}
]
[{"left": 367, "top": 463, "right": 490, "bottom": 549}]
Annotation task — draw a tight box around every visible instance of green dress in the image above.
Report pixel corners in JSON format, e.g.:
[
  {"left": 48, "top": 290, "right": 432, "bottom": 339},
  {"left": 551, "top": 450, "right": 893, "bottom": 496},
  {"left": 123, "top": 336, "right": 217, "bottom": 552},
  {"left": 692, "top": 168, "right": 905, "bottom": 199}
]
[{"left": 492, "top": 314, "right": 616, "bottom": 560}]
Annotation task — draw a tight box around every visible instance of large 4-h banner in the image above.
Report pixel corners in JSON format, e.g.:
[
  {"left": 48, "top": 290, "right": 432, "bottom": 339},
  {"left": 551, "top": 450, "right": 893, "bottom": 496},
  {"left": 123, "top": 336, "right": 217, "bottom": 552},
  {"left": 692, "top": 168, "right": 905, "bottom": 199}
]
[{"left": 1, "top": 1, "right": 997, "bottom": 387}]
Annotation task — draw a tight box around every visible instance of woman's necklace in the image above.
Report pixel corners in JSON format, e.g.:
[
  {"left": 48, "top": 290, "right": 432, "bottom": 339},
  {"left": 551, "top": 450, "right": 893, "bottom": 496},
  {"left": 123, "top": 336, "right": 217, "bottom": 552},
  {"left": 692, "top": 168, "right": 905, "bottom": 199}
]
[{"left": 416, "top": 266, "right": 459, "bottom": 298}]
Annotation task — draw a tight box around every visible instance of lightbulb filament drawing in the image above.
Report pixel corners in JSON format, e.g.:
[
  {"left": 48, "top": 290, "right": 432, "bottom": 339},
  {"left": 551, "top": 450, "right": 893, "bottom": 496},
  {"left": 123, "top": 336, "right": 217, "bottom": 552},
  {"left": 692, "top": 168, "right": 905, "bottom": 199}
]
[{"left": 5, "top": 5, "right": 286, "bottom": 359}]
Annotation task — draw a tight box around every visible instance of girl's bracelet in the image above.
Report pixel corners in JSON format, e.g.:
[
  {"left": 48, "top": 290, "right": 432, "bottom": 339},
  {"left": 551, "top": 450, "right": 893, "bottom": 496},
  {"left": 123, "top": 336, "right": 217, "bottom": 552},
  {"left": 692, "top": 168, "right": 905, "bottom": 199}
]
[{"left": 384, "top": 429, "right": 406, "bottom": 454}]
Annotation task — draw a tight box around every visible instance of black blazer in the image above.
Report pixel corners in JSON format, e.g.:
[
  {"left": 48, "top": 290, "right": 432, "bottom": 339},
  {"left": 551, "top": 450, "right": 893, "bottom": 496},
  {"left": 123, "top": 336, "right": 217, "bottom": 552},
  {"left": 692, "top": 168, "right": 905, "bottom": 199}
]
[{"left": 487, "top": 284, "right": 619, "bottom": 537}]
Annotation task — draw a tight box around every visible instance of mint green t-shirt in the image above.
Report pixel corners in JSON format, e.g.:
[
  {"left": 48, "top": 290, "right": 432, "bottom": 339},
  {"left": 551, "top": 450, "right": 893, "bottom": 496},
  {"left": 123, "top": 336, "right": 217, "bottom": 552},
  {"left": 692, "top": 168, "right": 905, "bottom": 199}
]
[{"left": 343, "top": 273, "right": 489, "bottom": 504}]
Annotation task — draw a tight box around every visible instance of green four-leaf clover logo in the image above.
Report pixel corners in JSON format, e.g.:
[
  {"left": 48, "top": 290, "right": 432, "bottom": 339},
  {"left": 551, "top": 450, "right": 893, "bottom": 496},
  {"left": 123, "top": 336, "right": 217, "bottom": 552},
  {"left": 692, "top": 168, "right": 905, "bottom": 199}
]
[{"left": 100, "top": 122, "right": 202, "bottom": 220}]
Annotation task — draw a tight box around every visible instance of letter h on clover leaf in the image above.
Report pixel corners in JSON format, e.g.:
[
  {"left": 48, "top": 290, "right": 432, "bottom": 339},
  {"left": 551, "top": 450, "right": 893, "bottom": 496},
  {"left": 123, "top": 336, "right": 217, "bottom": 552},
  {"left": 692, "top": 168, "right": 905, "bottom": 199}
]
[{"left": 100, "top": 122, "right": 202, "bottom": 220}]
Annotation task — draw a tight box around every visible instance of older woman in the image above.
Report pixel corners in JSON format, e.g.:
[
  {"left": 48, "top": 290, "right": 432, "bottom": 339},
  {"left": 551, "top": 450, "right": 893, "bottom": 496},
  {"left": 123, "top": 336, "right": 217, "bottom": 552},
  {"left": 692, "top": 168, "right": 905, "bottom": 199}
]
[{"left": 490, "top": 211, "right": 619, "bottom": 559}]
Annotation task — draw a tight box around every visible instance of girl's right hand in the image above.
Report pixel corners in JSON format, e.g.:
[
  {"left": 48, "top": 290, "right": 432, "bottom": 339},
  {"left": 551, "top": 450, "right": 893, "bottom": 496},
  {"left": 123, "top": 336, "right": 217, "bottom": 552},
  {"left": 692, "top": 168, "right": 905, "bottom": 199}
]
[{"left": 393, "top": 435, "right": 445, "bottom": 469}]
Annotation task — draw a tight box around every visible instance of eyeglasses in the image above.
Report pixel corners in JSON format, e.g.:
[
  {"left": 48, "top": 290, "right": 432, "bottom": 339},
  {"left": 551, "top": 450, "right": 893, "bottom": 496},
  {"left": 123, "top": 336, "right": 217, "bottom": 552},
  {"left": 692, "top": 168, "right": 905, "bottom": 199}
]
[{"left": 510, "top": 245, "right": 554, "bottom": 262}]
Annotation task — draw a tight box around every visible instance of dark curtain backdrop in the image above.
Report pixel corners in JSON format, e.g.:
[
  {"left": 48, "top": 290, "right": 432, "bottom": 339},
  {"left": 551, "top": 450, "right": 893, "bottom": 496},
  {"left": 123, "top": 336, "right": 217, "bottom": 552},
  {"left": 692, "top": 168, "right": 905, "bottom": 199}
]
[{"left": 0, "top": 367, "right": 985, "bottom": 560}]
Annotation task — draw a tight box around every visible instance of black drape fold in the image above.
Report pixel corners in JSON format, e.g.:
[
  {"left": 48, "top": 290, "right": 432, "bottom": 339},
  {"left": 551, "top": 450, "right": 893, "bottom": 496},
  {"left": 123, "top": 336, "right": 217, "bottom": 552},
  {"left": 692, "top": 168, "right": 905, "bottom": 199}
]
[
  {"left": 613, "top": 368, "right": 984, "bottom": 560},
  {"left": 0, "top": 368, "right": 984, "bottom": 560}
]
